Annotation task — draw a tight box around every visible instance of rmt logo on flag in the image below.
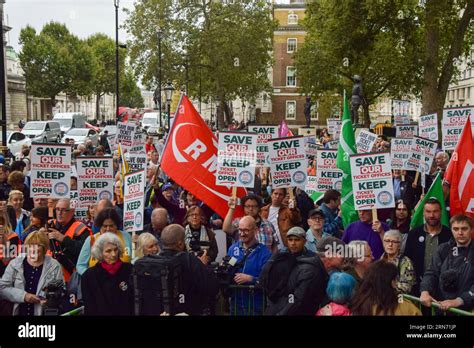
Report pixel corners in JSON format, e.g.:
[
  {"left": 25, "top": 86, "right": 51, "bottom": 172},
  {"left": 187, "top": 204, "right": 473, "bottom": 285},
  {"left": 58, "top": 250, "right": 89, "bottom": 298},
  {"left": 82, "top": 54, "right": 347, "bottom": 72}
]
[{"left": 160, "top": 96, "right": 246, "bottom": 219}]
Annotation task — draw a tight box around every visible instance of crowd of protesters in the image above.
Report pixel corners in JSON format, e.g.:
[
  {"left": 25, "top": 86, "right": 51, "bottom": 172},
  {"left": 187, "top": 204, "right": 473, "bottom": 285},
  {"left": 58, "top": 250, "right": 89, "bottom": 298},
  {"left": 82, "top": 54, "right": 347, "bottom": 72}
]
[{"left": 0, "top": 127, "right": 472, "bottom": 317}]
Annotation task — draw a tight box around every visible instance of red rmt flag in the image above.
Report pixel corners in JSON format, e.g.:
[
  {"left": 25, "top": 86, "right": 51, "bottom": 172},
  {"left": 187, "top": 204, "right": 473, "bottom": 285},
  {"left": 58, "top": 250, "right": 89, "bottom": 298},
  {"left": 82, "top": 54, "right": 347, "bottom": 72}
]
[
  {"left": 160, "top": 95, "right": 246, "bottom": 219},
  {"left": 445, "top": 115, "right": 474, "bottom": 219}
]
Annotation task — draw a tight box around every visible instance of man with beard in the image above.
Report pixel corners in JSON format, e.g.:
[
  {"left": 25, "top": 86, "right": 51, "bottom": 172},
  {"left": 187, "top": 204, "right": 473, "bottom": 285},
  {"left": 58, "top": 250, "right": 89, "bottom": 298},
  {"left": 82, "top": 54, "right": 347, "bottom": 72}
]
[{"left": 405, "top": 198, "right": 452, "bottom": 295}]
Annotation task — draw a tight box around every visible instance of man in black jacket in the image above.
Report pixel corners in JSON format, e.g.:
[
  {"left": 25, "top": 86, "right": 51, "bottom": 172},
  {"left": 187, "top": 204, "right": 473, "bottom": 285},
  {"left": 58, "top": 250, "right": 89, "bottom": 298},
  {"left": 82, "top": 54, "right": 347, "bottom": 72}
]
[
  {"left": 420, "top": 215, "right": 474, "bottom": 312},
  {"left": 259, "top": 226, "right": 328, "bottom": 315},
  {"left": 405, "top": 198, "right": 452, "bottom": 295},
  {"left": 158, "top": 224, "right": 218, "bottom": 315}
]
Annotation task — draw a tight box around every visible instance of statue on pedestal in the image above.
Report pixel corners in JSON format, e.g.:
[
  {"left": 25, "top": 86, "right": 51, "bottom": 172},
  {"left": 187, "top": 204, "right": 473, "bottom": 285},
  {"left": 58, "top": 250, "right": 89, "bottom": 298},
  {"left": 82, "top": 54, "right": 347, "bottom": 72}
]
[{"left": 351, "top": 75, "right": 363, "bottom": 125}]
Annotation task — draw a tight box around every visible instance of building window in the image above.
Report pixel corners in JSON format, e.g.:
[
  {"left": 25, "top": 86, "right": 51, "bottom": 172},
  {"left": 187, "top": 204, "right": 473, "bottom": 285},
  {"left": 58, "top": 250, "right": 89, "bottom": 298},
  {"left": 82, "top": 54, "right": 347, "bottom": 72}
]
[
  {"left": 467, "top": 87, "right": 471, "bottom": 99},
  {"left": 286, "top": 66, "right": 296, "bottom": 87},
  {"left": 286, "top": 101, "right": 296, "bottom": 120},
  {"left": 287, "top": 38, "right": 297, "bottom": 53},
  {"left": 288, "top": 13, "right": 298, "bottom": 25}
]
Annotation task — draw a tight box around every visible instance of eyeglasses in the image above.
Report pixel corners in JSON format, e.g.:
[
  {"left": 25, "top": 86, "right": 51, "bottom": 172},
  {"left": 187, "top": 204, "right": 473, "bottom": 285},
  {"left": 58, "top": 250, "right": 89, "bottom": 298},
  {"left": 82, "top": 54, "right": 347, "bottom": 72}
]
[
  {"left": 55, "top": 208, "right": 71, "bottom": 213},
  {"left": 238, "top": 228, "right": 252, "bottom": 234},
  {"left": 188, "top": 214, "right": 200, "bottom": 218},
  {"left": 383, "top": 240, "right": 401, "bottom": 245},
  {"left": 310, "top": 217, "right": 324, "bottom": 221}
]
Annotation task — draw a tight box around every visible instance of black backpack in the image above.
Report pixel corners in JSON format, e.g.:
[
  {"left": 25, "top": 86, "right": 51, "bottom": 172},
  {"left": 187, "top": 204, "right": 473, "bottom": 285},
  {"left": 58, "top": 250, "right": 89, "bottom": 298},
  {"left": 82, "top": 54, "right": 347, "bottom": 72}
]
[
  {"left": 132, "top": 253, "right": 184, "bottom": 315},
  {"left": 258, "top": 251, "right": 297, "bottom": 302}
]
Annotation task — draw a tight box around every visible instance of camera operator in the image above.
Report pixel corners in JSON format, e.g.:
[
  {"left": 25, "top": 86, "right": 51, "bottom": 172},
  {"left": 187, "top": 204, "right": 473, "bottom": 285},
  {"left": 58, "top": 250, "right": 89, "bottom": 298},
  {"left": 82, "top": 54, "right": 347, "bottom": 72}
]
[
  {"left": 226, "top": 216, "right": 272, "bottom": 315},
  {"left": 420, "top": 215, "right": 474, "bottom": 312},
  {"left": 183, "top": 206, "right": 218, "bottom": 263},
  {"left": 159, "top": 224, "right": 219, "bottom": 315},
  {"left": 0, "top": 231, "right": 64, "bottom": 315},
  {"left": 39, "top": 198, "right": 92, "bottom": 282}
]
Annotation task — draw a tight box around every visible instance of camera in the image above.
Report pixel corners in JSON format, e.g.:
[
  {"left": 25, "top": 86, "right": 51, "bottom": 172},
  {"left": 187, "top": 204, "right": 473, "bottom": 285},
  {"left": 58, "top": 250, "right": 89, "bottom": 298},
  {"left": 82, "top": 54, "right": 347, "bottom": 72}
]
[
  {"left": 42, "top": 280, "right": 67, "bottom": 316},
  {"left": 189, "top": 240, "right": 211, "bottom": 257},
  {"left": 210, "top": 256, "right": 239, "bottom": 287}
]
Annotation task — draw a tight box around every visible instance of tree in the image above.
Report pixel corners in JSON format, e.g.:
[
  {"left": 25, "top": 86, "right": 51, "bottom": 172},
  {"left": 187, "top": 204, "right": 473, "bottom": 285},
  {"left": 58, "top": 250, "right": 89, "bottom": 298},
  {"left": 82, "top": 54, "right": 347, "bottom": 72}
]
[
  {"left": 87, "top": 33, "right": 125, "bottom": 119},
  {"left": 124, "top": 0, "right": 276, "bottom": 129},
  {"left": 120, "top": 68, "right": 144, "bottom": 108},
  {"left": 295, "top": 0, "right": 422, "bottom": 127},
  {"left": 19, "top": 22, "right": 95, "bottom": 108},
  {"left": 296, "top": 0, "right": 474, "bottom": 134}
]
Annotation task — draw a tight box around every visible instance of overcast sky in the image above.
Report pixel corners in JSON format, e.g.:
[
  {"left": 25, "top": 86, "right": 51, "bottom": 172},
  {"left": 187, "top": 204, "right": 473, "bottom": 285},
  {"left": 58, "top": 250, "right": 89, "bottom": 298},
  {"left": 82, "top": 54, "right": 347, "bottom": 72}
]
[{"left": 5, "top": 0, "right": 136, "bottom": 52}]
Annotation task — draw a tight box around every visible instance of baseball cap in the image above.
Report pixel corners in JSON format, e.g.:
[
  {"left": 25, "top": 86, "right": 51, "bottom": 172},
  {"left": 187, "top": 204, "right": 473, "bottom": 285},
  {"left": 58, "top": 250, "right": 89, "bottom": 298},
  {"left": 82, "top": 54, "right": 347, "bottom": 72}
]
[
  {"left": 286, "top": 226, "right": 306, "bottom": 239},
  {"left": 161, "top": 183, "right": 173, "bottom": 192},
  {"left": 308, "top": 208, "right": 325, "bottom": 219}
]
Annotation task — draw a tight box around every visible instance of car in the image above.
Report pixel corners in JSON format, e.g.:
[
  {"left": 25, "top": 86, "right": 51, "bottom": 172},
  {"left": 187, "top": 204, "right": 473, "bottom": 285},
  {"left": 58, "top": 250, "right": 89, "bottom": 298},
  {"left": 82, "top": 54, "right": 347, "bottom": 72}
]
[
  {"left": 146, "top": 125, "right": 160, "bottom": 136},
  {"left": 6, "top": 131, "right": 32, "bottom": 156},
  {"left": 21, "top": 121, "right": 62, "bottom": 143},
  {"left": 62, "top": 128, "right": 99, "bottom": 147}
]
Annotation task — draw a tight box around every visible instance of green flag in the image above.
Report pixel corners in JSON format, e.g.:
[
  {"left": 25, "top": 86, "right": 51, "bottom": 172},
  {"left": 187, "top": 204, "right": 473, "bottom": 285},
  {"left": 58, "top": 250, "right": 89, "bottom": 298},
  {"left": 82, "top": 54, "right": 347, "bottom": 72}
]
[
  {"left": 410, "top": 173, "right": 450, "bottom": 229},
  {"left": 336, "top": 92, "right": 358, "bottom": 228}
]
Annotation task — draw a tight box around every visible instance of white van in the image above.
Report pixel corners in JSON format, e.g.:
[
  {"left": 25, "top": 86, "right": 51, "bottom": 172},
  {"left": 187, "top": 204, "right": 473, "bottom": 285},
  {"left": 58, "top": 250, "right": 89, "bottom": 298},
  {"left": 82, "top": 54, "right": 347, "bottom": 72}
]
[
  {"left": 21, "top": 121, "right": 62, "bottom": 143},
  {"left": 141, "top": 112, "right": 159, "bottom": 130},
  {"left": 53, "top": 112, "right": 86, "bottom": 135}
]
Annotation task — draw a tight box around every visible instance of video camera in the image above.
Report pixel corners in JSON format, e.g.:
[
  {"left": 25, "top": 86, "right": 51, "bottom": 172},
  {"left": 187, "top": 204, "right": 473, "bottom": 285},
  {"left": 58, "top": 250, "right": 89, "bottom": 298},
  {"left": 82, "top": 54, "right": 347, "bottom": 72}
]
[
  {"left": 42, "top": 280, "right": 67, "bottom": 316},
  {"left": 209, "top": 255, "right": 239, "bottom": 287},
  {"left": 189, "top": 240, "right": 212, "bottom": 257}
]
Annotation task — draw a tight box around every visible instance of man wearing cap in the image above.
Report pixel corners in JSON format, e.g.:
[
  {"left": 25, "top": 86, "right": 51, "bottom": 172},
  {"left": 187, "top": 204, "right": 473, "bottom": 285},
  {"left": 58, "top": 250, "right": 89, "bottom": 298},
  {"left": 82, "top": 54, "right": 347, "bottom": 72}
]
[
  {"left": 306, "top": 209, "right": 331, "bottom": 253},
  {"left": 259, "top": 226, "right": 328, "bottom": 315}
]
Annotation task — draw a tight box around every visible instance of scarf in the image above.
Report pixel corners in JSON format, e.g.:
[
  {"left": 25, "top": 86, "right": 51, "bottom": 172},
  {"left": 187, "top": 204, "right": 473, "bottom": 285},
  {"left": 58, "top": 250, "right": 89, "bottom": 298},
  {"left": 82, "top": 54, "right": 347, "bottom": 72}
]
[
  {"left": 184, "top": 225, "right": 210, "bottom": 252},
  {"left": 100, "top": 260, "right": 123, "bottom": 275}
]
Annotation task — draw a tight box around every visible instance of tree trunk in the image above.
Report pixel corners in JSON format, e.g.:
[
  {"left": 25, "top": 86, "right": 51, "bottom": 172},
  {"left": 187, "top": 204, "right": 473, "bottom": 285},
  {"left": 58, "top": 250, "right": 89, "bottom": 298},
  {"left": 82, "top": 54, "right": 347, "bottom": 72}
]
[
  {"left": 96, "top": 94, "right": 101, "bottom": 120},
  {"left": 421, "top": 0, "right": 474, "bottom": 144},
  {"left": 217, "top": 94, "right": 225, "bottom": 130}
]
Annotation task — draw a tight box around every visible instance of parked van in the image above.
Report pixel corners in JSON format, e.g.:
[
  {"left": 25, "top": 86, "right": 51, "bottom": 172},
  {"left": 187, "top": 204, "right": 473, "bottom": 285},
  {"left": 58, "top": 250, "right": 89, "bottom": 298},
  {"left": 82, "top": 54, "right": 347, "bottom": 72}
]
[
  {"left": 53, "top": 112, "right": 86, "bottom": 135},
  {"left": 141, "top": 112, "right": 159, "bottom": 130},
  {"left": 21, "top": 121, "right": 62, "bottom": 143}
]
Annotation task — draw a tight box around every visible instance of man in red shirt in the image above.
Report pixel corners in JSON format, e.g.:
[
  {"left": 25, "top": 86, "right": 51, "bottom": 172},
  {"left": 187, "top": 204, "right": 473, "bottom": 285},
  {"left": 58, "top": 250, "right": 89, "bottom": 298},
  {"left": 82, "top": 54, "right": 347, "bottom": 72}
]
[{"left": 145, "top": 136, "right": 157, "bottom": 154}]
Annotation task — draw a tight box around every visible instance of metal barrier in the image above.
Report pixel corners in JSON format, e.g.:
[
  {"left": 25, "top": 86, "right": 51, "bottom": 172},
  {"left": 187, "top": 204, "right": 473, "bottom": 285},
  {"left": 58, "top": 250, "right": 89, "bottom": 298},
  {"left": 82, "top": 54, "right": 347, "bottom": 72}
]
[
  {"left": 60, "top": 306, "right": 84, "bottom": 316},
  {"left": 218, "top": 285, "right": 266, "bottom": 316},
  {"left": 402, "top": 294, "right": 473, "bottom": 316}
]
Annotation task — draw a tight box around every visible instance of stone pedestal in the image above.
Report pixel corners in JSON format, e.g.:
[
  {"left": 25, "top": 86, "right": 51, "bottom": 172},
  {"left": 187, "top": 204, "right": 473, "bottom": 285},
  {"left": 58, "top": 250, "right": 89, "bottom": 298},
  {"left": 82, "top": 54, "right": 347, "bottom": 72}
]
[{"left": 298, "top": 126, "right": 317, "bottom": 136}]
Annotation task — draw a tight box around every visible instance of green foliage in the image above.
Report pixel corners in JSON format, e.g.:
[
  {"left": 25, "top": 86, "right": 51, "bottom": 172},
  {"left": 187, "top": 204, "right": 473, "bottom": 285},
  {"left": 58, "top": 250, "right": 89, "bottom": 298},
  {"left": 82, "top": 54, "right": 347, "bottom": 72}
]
[
  {"left": 296, "top": 0, "right": 474, "bottom": 123},
  {"left": 124, "top": 0, "right": 276, "bottom": 110},
  {"left": 120, "top": 69, "right": 145, "bottom": 108},
  {"left": 19, "top": 22, "right": 96, "bottom": 104}
]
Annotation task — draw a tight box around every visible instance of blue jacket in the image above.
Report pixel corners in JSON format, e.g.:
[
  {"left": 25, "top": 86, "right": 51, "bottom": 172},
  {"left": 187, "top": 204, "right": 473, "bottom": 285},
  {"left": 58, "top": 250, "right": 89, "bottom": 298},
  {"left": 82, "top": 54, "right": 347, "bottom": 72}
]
[
  {"left": 319, "top": 203, "right": 343, "bottom": 237},
  {"left": 227, "top": 241, "right": 272, "bottom": 284},
  {"left": 227, "top": 241, "right": 271, "bottom": 315}
]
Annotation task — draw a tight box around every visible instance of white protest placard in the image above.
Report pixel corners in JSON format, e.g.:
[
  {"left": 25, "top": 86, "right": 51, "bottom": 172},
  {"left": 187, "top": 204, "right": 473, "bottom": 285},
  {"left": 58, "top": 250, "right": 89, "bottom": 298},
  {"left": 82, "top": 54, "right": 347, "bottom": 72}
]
[
  {"left": 115, "top": 121, "right": 136, "bottom": 152},
  {"left": 326, "top": 140, "right": 339, "bottom": 149},
  {"left": 30, "top": 144, "right": 71, "bottom": 198},
  {"left": 304, "top": 136, "right": 318, "bottom": 157},
  {"left": 70, "top": 191, "right": 88, "bottom": 220},
  {"left": 315, "top": 149, "right": 343, "bottom": 193},
  {"left": 396, "top": 124, "right": 418, "bottom": 138},
  {"left": 216, "top": 132, "right": 258, "bottom": 187},
  {"left": 442, "top": 107, "right": 473, "bottom": 150},
  {"left": 76, "top": 157, "right": 114, "bottom": 207},
  {"left": 132, "top": 132, "right": 146, "bottom": 147},
  {"left": 390, "top": 138, "right": 414, "bottom": 170},
  {"left": 127, "top": 145, "right": 148, "bottom": 172},
  {"left": 418, "top": 113, "right": 438, "bottom": 141},
  {"left": 247, "top": 125, "right": 279, "bottom": 167},
  {"left": 268, "top": 136, "right": 307, "bottom": 188},
  {"left": 305, "top": 176, "right": 318, "bottom": 196},
  {"left": 355, "top": 130, "right": 377, "bottom": 153},
  {"left": 123, "top": 169, "right": 146, "bottom": 233},
  {"left": 327, "top": 118, "right": 342, "bottom": 140},
  {"left": 350, "top": 152, "right": 395, "bottom": 210},
  {"left": 393, "top": 100, "right": 411, "bottom": 125},
  {"left": 405, "top": 136, "right": 437, "bottom": 173}
]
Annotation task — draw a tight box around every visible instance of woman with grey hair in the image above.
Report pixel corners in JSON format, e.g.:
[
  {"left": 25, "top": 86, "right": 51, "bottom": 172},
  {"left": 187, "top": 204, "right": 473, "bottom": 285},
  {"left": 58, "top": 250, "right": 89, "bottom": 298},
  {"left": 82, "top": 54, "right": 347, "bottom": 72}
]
[
  {"left": 132, "top": 233, "right": 160, "bottom": 263},
  {"left": 343, "top": 241, "right": 374, "bottom": 287},
  {"left": 81, "top": 233, "right": 133, "bottom": 315},
  {"left": 381, "top": 229, "right": 416, "bottom": 294}
]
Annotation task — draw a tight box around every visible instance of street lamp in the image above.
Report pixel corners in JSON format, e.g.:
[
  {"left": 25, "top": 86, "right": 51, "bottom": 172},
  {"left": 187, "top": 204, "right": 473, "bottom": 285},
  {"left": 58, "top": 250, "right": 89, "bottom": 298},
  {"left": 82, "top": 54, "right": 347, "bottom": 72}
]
[
  {"left": 114, "top": 0, "right": 120, "bottom": 122},
  {"left": 0, "top": 2, "right": 7, "bottom": 148},
  {"left": 164, "top": 81, "right": 174, "bottom": 132},
  {"left": 157, "top": 27, "right": 163, "bottom": 129}
]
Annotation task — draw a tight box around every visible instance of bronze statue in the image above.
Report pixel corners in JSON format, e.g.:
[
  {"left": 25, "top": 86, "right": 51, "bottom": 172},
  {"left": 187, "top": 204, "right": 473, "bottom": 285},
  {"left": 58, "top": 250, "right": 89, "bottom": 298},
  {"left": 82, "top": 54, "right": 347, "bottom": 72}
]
[
  {"left": 351, "top": 75, "right": 363, "bottom": 125},
  {"left": 304, "top": 96, "right": 312, "bottom": 128}
]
